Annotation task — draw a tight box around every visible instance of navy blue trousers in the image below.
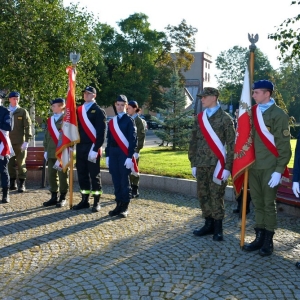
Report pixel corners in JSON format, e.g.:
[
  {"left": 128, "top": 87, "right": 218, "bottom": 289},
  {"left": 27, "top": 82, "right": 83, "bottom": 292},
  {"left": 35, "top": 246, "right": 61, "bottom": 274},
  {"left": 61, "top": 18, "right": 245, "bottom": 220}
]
[
  {"left": 109, "top": 147, "right": 131, "bottom": 203},
  {"left": 0, "top": 156, "right": 9, "bottom": 188}
]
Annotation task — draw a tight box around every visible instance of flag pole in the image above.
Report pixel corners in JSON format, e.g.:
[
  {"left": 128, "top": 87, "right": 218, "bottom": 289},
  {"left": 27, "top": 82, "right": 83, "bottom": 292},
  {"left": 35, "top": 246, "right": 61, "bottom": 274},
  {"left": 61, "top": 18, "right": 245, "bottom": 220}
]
[
  {"left": 240, "top": 34, "right": 259, "bottom": 248},
  {"left": 68, "top": 52, "right": 80, "bottom": 209}
]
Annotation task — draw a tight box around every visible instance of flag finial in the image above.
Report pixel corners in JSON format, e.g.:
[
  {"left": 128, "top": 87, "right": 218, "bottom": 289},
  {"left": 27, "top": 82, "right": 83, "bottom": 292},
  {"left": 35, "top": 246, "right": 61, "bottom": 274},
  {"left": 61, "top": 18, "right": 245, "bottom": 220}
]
[
  {"left": 69, "top": 51, "right": 81, "bottom": 66},
  {"left": 248, "top": 33, "right": 259, "bottom": 52}
]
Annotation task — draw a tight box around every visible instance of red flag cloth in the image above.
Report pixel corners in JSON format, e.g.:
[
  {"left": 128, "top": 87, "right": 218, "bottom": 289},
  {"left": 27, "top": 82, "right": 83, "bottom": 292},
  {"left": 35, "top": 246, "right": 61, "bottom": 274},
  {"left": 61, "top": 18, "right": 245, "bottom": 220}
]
[
  {"left": 232, "top": 67, "right": 255, "bottom": 195},
  {"left": 55, "top": 66, "right": 80, "bottom": 172}
]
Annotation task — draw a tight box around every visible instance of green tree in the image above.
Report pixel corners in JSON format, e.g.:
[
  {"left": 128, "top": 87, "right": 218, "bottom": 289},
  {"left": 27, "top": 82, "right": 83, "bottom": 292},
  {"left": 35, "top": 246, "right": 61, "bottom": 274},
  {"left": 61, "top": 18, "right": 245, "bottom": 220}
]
[
  {"left": 154, "top": 71, "right": 193, "bottom": 150},
  {"left": 268, "top": 1, "right": 300, "bottom": 60}
]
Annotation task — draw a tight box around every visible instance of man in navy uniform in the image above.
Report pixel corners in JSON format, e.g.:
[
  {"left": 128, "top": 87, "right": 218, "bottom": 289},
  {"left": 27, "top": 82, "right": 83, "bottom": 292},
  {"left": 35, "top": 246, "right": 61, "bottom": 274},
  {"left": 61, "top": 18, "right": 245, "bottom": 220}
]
[{"left": 73, "top": 86, "right": 107, "bottom": 212}]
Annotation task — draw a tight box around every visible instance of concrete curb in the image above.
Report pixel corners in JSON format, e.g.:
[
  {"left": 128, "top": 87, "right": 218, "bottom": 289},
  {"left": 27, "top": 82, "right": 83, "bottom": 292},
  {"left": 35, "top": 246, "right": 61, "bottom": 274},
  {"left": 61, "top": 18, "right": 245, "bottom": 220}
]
[{"left": 27, "top": 168, "right": 300, "bottom": 216}]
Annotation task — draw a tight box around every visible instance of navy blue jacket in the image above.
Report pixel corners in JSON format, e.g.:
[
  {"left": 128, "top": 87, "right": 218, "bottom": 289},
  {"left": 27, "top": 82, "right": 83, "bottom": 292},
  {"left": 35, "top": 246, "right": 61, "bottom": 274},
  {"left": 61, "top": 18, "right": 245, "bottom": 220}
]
[
  {"left": 0, "top": 106, "right": 11, "bottom": 132},
  {"left": 293, "top": 133, "right": 300, "bottom": 182}
]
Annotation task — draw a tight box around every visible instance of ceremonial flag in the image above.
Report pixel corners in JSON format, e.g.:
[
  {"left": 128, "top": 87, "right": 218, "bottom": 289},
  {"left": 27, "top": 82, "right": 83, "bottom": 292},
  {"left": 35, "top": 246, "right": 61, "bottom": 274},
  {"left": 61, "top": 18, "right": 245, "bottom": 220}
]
[
  {"left": 232, "top": 67, "right": 255, "bottom": 195},
  {"left": 55, "top": 66, "right": 80, "bottom": 172}
]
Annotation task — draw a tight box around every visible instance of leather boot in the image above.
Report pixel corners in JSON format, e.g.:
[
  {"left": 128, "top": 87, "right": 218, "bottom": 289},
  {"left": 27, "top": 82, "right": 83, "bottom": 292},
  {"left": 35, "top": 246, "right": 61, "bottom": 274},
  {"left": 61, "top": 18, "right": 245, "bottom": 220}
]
[
  {"left": 109, "top": 201, "right": 122, "bottom": 216},
  {"left": 131, "top": 185, "right": 139, "bottom": 198},
  {"left": 56, "top": 193, "right": 67, "bottom": 207},
  {"left": 119, "top": 201, "right": 129, "bottom": 218},
  {"left": 73, "top": 194, "right": 90, "bottom": 210},
  {"left": 10, "top": 178, "right": 17, "bottom": 191},
  {"left": 18, "top": 179, "right": 26, "bottom": 193},
  {"left": 213, "top": 219, "right": 223, "bottom": 241},
  {"left": 243, "top": 228, "right": 265, "bottom": 251},
  {"left": 193, "top": 217, "right": 214, "bottom": 236},
  {"left": 2, "top": 187, "right": 10, "bottom": 203},
  {"left": 43, "top": 192, "right": 58, "bottom": 207},
  {"left": 259, "top": 230, "right": 274, "bottom": 257},
  {"left": 92, "top": 195, "right": 101, "bottom": 212}
]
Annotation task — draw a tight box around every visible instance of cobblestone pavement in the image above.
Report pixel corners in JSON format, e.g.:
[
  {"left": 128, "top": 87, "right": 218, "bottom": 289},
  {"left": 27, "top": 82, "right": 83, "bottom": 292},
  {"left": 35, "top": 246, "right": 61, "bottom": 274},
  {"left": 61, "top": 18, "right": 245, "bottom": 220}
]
[{"left": 1, "top": 183, "right": 300, "bottom": 300}]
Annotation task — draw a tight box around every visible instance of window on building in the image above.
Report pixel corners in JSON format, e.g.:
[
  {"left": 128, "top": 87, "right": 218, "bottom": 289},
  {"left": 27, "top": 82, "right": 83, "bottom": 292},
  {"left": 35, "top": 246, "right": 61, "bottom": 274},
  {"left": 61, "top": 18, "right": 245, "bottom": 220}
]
[
  {"left": 205, "top": 72, "right": 207, "bottom": 81},
  {"left": 208, "top": 64, "right": 210, "bottom": 69},
  {"left": 208, "top": 73, "right": 210, "bottom": 82}
]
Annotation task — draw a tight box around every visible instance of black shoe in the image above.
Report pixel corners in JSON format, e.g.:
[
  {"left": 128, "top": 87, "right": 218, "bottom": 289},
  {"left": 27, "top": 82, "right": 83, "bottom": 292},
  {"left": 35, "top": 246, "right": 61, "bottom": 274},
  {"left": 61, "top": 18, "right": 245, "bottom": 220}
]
[
  {"left": 92, "top": 195, "right": 101, "bottom": 212},
  {"left": 131, "top": 185, "right": 139, "bottom": 198},
  {"left": 119, "top": 202, "right": 129, "bottom": 218},
  {"left": 56, "top": 193, "right": 67, "bottom": 207},
  {"left": 9, "top": 179, "right": 17, "bottom": 191},
  {"left": 259, "top": 230, "right": 274, "bottom": 257},
  {"left": 295, "top": 262, "right": 300, "bottom": 269},
  {"left": 193, "top": 217, "right": 214, "bottom": 236},
  {"left": 18, "top": 179, "right": 26, "bottom": 193},
  {"left": 243, "top": 228, "right": 265, "bottom": 251},
  {"left": 43, "top": 192, "right": 58, "bottom": 207},
  {"left": 73, "top": 194, "right": 90, "bottom": 210},
  {"left": 109, "top": 201, "right": 122, "bottom": 216},
  {"left": 2, "top": 187, "right": 10, "bottom": 203},
  {"left": 213, "top": 219, "right": 223, "bottom": 241}
]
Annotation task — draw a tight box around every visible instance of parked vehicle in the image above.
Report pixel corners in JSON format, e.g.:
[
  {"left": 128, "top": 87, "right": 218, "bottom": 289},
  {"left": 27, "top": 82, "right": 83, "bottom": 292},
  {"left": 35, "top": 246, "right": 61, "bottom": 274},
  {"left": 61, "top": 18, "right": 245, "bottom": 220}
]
[{"left": 146, "top": 120, "right": 159, "bottom": 129}]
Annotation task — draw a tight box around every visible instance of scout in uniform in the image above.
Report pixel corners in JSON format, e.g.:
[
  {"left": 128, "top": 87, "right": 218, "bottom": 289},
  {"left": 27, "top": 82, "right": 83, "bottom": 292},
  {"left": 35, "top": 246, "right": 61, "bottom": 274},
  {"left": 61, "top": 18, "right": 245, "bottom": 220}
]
[
  {"left": 7, "top": 91, "right": 32, "bottom": 193},
  {"left": 105, "top": 95, "right": 137, "bottom": 218},
  {"left": 243, "top": 80, "right": 291, "bottom": 256},
  {"left": 73, "top": 86, "right": 107, "bottom": 212},
  {"left": 127, "top": 100, "right": 146, "bottom": 198},
  {"left": 188, "top": 87, "right": 235, "bottom": 241},
  {"left": 43, "top": 98, "right": 69, "bottom": 207}
]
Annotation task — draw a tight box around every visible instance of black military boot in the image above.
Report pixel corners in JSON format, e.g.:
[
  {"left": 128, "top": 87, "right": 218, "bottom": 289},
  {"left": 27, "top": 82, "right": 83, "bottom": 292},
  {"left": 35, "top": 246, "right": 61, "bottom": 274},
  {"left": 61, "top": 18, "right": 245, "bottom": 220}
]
[
  {"left": 243, "top": 228, "right": 265, "bottom": 251},
  {"left": 73, "top": 194, "right": 90, "bottom": 210},
  {"left": 92, "top": 195, "right": 101, "bottom": 212},
  {"left": 259, "top": 230, "right": 274, "bottom": 257},
  {"left": 213, "top": 219, "right": 224, "bottom": 241},
  {"left": 18, "top": 179, "right": 26, "bottom": 193},
  {"left": 193, "top": 217, "right": 215, "bottom": 236},
  {"left": 43, "top": 192, "right": 58, "bottom": 207},
  {"left": 2, "top": 187, "right": 10, "bottom": 203},
  {"left": 119, "top": 201, "right": 129, "bottom": 218},
  {"left": 109, "top": 201, "right": 122, "bottom": 217},
  {"left": 131, "top": 185, "right": 139, "bottom": 198},
  {"left": 10, "top": 178, "right": 17, "bottom": 191},
  {"left": 56, "top": 193, "right": 67, "bottom": 207}
]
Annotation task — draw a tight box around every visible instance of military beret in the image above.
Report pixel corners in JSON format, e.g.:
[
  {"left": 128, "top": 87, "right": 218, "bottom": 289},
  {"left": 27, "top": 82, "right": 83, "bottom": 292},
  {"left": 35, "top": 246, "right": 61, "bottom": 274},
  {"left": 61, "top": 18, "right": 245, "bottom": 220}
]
[
  {"left": 197, "top": 87, "right": 219, "bottom": 98},
  {"left": 82, "top": 86, "right": 96, "bottom": 94},
  {"left": 117, "top": 95, "right": 128, "bottom": 103},
  {"left": 252, "top": 80, "right": 274, "bottom": 91},
  {"left": 8, "top": 91, "right": 20, "bottom": 98},
  {"left": 50, "top": 98, "right": 65, "bottom": 105},
  {"left": 128, "top": 100, "right": 138, "bottom": 108}
]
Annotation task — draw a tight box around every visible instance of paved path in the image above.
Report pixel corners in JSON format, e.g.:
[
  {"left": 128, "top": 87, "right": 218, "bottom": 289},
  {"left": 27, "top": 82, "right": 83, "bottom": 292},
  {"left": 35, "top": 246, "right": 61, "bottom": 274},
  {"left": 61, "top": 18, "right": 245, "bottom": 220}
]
[{"left": 1, "top": 183, "right": 300, "bottom": 300}]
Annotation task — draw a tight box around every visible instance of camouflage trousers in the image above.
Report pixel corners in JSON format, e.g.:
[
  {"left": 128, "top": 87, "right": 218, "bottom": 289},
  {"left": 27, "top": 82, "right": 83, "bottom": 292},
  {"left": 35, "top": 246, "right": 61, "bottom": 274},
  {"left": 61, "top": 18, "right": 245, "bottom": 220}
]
[{"left": 196, "top": 166, "right": 227, "bottom": 220}]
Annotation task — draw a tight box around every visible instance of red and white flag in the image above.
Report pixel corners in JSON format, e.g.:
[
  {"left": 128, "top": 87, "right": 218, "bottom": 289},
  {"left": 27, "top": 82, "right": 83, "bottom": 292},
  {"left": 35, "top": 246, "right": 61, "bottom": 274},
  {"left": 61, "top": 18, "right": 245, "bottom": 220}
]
[
  {"left": 232, "top": 67, "right": 255, "bottom": 195},
  {"left": 55, "top": 66, "right": 80, "bottom": 172}
]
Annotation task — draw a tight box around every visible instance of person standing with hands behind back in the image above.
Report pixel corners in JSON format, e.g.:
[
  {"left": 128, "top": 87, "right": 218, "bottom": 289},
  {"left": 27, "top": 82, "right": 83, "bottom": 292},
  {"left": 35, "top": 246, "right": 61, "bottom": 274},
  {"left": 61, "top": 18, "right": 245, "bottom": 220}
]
[
  {"left": 106, "top": 95, "right": 137, "bottom": 218},
  {"left": 188, "top": 87, "right": 235, "bottom": 242},
  {"left": 7, "top": 91, "right": 32, "bottom": 193}
]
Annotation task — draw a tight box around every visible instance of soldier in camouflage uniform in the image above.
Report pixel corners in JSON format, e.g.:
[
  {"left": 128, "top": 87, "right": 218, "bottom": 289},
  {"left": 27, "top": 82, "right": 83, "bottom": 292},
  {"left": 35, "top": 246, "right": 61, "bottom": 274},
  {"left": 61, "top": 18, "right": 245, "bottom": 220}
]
[
  {"left": 127, "top": 100, "right": 146, "bottom": 198},
  {"left": 43, "top": 98, "right": 69, "bottom": 208},
  {"left": 188, "top": 87, "right": 235, "bottom": 241},
  {"left": 7, "top": 91, "right": 32, "bottom": 193},
  {"left": 243, "top": 80, "right": 291, "bottom": 257}
]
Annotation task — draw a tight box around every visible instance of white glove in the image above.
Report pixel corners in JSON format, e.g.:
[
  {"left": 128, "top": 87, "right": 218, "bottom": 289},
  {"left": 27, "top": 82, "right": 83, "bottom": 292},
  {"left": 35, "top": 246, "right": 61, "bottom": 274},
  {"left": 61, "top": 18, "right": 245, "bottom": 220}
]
[
  {"left": 21, "top": 142, "right": 28, "bottom": 151},
  {"left": 124, "top": 158, "right": 133, "bottom": 169},
  {"left": 89, "top": 150, "right": 98, "bottom": 160},
  {"left": 192, "top": 167, "right": 197, "bottom": 178},
  {"left": 133, "top": 152, "right": 139, "bottom": 159},
  {"left": 44, "top": 152, "right": 48, "bottom": 161},
  {"left": 106, "top": 157, "right": 109, "bottom": 167},
  {"left": 268, "top": 172, "right": 281, "bottom": 188},
  {"left": 221, "top": 169, "right": 231, "bottom": 181},
  {"left": 292, "top": 182, "right": 300, "bottom": 198}
]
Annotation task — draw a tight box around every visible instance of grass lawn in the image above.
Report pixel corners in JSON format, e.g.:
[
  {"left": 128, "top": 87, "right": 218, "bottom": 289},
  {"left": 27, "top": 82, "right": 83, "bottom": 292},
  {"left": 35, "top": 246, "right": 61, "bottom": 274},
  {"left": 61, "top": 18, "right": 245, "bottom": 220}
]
[{"left": 100, "top": 140, "right": 297, "bottom": 182}]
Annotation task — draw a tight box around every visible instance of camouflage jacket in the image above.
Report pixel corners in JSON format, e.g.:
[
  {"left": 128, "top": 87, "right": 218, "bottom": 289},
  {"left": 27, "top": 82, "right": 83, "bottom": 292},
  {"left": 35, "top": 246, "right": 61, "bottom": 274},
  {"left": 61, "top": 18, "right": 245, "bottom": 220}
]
[{"left": 188, "top": 108, "right": 235, "bottom": 170}]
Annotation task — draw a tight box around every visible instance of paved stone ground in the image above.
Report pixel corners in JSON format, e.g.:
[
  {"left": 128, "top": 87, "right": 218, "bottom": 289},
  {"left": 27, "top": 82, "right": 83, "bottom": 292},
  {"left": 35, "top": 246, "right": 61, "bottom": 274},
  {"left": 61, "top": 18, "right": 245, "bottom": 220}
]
[{"left": 1, "top": 183, "right": 300, "bottom": 300}]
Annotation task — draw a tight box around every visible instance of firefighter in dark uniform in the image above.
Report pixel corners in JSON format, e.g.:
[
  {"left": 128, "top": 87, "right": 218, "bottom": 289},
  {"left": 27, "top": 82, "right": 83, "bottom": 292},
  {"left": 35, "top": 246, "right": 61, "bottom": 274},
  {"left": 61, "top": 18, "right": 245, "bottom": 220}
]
[
  {"left": 127, "top": 100, "right": 146, "bottom": 198},
  {"left": 243, "top": 80, "right": 291, "bottom": 256},
  {"left": 73, "top": 86, "right": 107, "bottom": 212},
  {"left": 0, "top": 92, "right": 12, "bottom": 203},
  {"left": 105, "top": 95, "right": 137, "bottom": 218},
  {"left": 43, "top": 98, "right": 69, "bottom": 207},
  {"left": 7, "top": 91, "right": 32, "bottom": 192}
]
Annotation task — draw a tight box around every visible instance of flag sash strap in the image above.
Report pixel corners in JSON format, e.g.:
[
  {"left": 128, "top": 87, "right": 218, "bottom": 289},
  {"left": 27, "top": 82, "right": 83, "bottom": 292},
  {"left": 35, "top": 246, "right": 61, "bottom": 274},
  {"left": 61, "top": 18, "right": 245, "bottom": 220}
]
[
  {"left": 47, "top": 117, "right": 59, "bottom": 145},
  {"left": 0, "top": 129, "right": 14, "bottom": 158},
  {"left": 109, "top": 116, "right": 139, "bottom": 175},
  {"left": 252, "top": 104, "right": 289, "bottom": 179},
  {"left": 198, "top": 111, "right": 226, "bottom": 180},
  {"left": 77, "top": 105, "right": 102, "bottom": 157}
]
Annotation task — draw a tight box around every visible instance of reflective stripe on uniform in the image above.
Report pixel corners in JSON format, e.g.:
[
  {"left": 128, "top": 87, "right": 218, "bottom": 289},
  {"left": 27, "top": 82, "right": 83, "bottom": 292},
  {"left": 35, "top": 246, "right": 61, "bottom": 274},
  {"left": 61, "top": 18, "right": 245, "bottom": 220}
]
[
  {"left": 81, "top": 190, "right": 90, "bottom": 194},
  {"left": 91, "top": 190, "right": 103, "bottom": 195}
]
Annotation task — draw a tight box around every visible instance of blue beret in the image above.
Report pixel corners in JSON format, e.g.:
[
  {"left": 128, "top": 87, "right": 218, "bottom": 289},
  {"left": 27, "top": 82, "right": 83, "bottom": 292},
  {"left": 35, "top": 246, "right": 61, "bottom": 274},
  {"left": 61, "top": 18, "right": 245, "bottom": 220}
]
[
  {"left": 117, "top": 95, "right": 128, "bottom": 103},
  {"left": 82, "top": 86, "right": 96, "bottom": 94},
  {"left": 50, "top": 98, "right": 65, "bottom": 105},
  {"left": 8, "top": 91, "right": 20, "bottom": 98},
  {"left": 252, "top": 80, "right": 274, "bottom": 91},
  {"left": 128, "top": 100, "right": 138, "bottom": 108}
]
